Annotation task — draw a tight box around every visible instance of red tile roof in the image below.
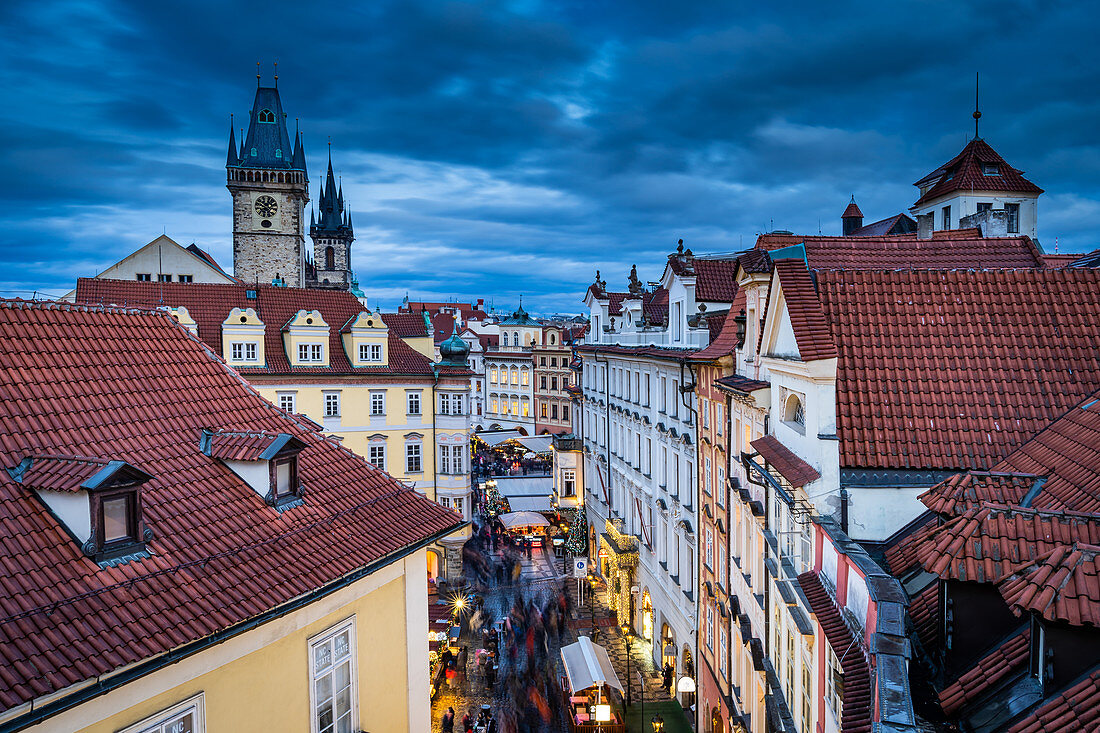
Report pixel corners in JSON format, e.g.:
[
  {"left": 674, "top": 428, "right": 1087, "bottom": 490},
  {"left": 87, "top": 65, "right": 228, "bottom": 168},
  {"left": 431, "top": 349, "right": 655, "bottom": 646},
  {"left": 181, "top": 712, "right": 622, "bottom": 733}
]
[
  {"left": 1008, "top": 667, "right": 1100, "bottom": 733},
  {"left": 798, "top": 571, "right": 873, "bottom": 733},
  {"left": 0, "top": 299, "right": 460, "bottom": 712},
  {"left": 883, "top": 513, "right": 939, "bottom": 577},
  {"left": 815, "top": 268, "right": 1100, "bottom": 471},
  {"left": 14, "top": 455, "right": 111, "bottom": 493},
  {"left": 754, "top": 230, "right": 1044, "bottom": 269},
  {"left": 842, "top": 201, "right": 864, "bottom": 219},
  {"left": 1042, "top": 253, "right": 1087, "bottom": 268},
  {"left": 847, "top": 213, "right": 916, "bottom": 238},
  {"left": 908, "top": 582, "right": 942, "bottom": 653},
  {"left": 921, "top": 472, "right": 1041, "bottom": 516},
  {"left": 918, "top": 504, "right": 1100, "bottom": 584},
  {"left": 998, "top": 543, "right": 1100, "bottom": 628},
  {"left": 913, "top": 137, "right": 1043, "bottom": 207},
  {"left": 766, "top": 259, "right": 838, "bottom": 361},
  {"left": 75, "top": 279, "right": 434, "bottom": 376},
  {"left": 381, "top": 311, "right": 430, "bottom": 337},
  {"left": 750, "top": 435, "right": 820, "bottom": 489},
  {"left": 643, "top": 287, "right": 669, "bottom": 325},
  {"left": 714, "top": 374, "right": 770, "bottom": 395},
  {"left": 692, "top": 299, "right": 743, "bottom": 362},
  {"left": 992, "top": 391, "right": 1100, "bottom": 514},
  {"left": 937, "top": 627, "right": 1031, "bottom": 716},
  {"left": 206, "top": 430, "right": 298, "bottom": 462},
  {"left": 694, "top": 258, "right": 742, "bottom": 302}
]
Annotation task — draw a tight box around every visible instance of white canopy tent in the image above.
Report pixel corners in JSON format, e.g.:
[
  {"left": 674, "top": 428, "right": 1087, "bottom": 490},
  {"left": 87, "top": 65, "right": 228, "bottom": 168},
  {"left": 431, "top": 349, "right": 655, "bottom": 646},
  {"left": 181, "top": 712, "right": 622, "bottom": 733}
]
[
  {"left": 499, "top": 511, "right": 550, "bottom": 529},
  {"left": 493, "top": 476, "right": 554, "bottom": 512},
  {"left": 560, "top": 636, "right": 623, "bottom": 694},
  {"left": 514, "top": 435, "right": 554, "bottom": 454},
  {"left": 478, "top": 430, "right": 523, "bottom": 447}
]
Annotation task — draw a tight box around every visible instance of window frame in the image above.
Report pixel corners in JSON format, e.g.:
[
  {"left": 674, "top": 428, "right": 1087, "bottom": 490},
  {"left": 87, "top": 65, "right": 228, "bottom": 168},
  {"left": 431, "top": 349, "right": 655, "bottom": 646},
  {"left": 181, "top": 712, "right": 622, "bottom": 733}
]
[
  {"left": 369, "top": 391, "right": 385, "bottom": 416},
  {"left": 118, "top": 693, "right": 206, "bottom": 733},
  {"left": 368, "top": 444, "right": 385, "bottom": 470},
  {"left": 278, "top": 392, "right": 297, "bottom": 413},
  {"left": 406, "top": 442, "right": 423, "bottom": 473},
  {"left": 407, "top": 391, "right": 422, "bottom": 416},
  {"left": 324, "top": 392, "right": 341, "bottom": 418},
  {"left": 307, "top": 617, "right": 358, "bottom": 733}
]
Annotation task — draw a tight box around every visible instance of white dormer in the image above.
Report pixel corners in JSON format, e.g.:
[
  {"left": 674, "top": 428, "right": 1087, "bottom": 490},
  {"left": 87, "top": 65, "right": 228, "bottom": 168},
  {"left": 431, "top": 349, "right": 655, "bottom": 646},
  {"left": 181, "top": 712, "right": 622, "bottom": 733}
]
[
  {"left": 283, "top": 310, "right": 330, "bottom": 367},
  {"left": 222, "top": 307, "right": 266, "bottom": 366},
  {"left": 8, "top": 455, "right": 154, "bottom": 564},
  {"left": 200, "top": 429, "right": 307, "bottom": 511},
  {"left": 166, "top": 305, "right": 199, "bottom": 335},
  {"left": 343, "top": 310, "right": 389, "bottom": 367}
]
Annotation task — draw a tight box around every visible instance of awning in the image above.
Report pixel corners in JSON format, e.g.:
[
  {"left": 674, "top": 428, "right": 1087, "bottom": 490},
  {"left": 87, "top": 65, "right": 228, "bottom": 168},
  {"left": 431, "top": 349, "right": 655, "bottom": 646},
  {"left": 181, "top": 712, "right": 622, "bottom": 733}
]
[
  {"left": 494, "top": 476, "right": 554, "bottom": 512},
  {"left": 749, "top": 435, "right": 820, "bottom": 489},
  {"left": 560, "top": 636, "right": 624, "bottom": 694},
  {"left": 479, "top": 430, "right": 523, "bottom": 447},
  {"left": 514, "top": 435, "right": 553, "bottom": 453},
  {"left": 500, "top": 511, "right": 550, "bottom": 529}
]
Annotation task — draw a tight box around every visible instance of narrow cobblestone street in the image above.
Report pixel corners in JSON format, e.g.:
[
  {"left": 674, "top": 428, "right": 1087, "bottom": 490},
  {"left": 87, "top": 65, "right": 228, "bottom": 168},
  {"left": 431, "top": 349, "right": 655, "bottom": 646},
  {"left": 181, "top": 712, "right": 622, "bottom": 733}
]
[{"left": 429, "top": 525, "right": 692, "bottom": 733}]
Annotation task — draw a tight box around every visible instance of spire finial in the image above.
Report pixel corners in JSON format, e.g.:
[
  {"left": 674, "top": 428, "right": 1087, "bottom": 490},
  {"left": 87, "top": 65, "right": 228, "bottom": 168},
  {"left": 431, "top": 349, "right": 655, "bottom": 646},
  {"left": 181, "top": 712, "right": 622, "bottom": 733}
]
[
  {"left": 273, "top": 60, "right": 278, "bottom": 88},
  {"left": 973, "top": 71, "right": 981, "bottom": 139},
  {"left": 256, "top": 61, "right": 261, "bottom": 87}
]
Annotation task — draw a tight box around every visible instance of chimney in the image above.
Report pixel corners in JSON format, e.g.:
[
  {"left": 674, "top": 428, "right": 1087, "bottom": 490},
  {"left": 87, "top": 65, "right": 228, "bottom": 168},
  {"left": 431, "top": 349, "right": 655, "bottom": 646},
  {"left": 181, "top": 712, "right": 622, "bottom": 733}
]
[
  {"left": 917, "top": 212, "right": 934, "bottom": 240},
  {"left": 842, "top": 196, "right": 864, "bottom": 236}
]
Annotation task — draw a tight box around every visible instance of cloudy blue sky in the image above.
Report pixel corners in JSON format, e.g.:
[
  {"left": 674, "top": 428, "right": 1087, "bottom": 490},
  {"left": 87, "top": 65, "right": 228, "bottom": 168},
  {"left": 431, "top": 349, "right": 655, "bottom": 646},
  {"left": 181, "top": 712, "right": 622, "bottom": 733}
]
[{"left": 2, "top": 0, "right": 1098, "bottom": 313}]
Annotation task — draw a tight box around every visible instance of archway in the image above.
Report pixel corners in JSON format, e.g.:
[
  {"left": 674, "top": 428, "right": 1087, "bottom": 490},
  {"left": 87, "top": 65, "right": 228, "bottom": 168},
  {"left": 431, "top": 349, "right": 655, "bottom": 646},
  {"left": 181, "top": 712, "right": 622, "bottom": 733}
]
[
  {"left": 641, "top": 590, "right": 654, "bottom": 642},
  {"left": 681, "top": 645, "right": 696, "bottom": 708},
  {"left": 711, "top": 707, "right": 723, "bottom": 733},
  {"left": 516, "top": 426, "right": 528, "bottom": 436},
  {"left": 661, "top": 624, "right": 676, "bottom": 671}
]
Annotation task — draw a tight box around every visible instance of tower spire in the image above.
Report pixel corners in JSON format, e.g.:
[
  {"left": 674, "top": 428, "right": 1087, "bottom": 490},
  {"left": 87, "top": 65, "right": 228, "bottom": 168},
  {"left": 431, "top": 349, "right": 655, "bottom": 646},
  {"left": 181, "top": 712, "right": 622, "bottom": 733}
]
[
  {"left": 226, "top": 114, "right": 238, "bottom": 167},
  {"left": 273, "top": 60, "right": 278, "bottom": 89},
  {"left": 973, "top": 71, "right": 982, "bottom": 140}
]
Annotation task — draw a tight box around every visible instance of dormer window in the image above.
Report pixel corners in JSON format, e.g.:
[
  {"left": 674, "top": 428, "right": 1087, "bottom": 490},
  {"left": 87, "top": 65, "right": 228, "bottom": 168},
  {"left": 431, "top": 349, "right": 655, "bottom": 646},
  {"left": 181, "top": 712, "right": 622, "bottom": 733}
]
[
  {"left": 201, "top": 430, "right": 307, "bottom": 512},
  {"left": 982, "top": 162, "right": 1000, "bottom": 175},
  {"left": 359, "top": 343, "right": 382, "bottom": 362},
  {"left": 258, "top": 109, "right": 276, "bottom": 123},
  {"left": 8, "top": 455, "right": 153, "bottom": 565},
  {"left": 299, "top": 343, "right": 324, "bottom": 362}
]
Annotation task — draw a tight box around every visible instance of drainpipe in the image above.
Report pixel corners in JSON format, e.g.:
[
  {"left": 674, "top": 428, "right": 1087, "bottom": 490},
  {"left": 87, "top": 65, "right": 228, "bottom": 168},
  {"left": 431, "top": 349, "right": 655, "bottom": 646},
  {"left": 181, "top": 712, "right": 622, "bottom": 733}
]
[
  {"left": 593, "top": 349, "right": 612, "bottom": 513},
  {"left": 431, "top": 365, "right": 439, "bottom": 504}
]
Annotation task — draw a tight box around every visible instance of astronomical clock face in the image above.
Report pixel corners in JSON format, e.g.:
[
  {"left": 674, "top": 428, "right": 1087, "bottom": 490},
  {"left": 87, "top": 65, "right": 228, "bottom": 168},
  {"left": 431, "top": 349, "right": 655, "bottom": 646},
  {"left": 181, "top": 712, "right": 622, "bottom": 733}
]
[{"left": 254, "top": 195, "right": 278, "bottom": 217}]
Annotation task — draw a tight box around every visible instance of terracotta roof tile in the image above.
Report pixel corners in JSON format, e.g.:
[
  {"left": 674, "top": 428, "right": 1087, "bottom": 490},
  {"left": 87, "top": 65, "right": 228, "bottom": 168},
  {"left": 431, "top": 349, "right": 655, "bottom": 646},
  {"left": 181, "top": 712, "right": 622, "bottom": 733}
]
[
  {"left": 815, "top": 268, "right": 1100, "bottom": 471},
  {"left": 0, "top": 299, "right": 460, "bottom": 711},
  {"left": 14, "top": 456, "right": 111, "bottom": 493},
  {"left": 908, "top": 581, "right": 941, "bottom": 653},
  {"left": 1008, "top": 666, "right": 1100, "bottom": 733},
  {"left": 918, "top": 504, "right": 1100, "bottom": 584},
  {"left": 75, "top": 279, "right": 433, "bottom": 376},
  {"left": 767, "top": 259, "right": 838, "bottom": 361},
  {"left": 381, "top": 312, "right": 430, "bottom": 337},
  {"left": 914, "top": 138, "right": 1043, "bottom": 207},
  {"left": 798, "top": 571, "right": 873, "bottom": 733},
  {"left": 714, "top": 374, "right": 770, "bottom": 395},
  {"left": 846, "top": 213, "right": 916, "bottom": 238},
  {"left": 842, "top": 201, "right": 864, "bottom": 219},
  {"left": 755, "top": 231, "right": 1044, "bottom": 269},
  {"left": 750, "top": 436, "right": 820, "bottom": 489},
  {"left": 998, "top": 543, "right": 1100, "bottom": 628},
  {"left": 937, "top": 627, "right": 1031, "bottom": 716},
  {"left": 921, "top": 472, "right": 1041, "bottom": 516},
  {"left": 694, "top": 258, "right": 742, "bottom": 302},
  {"left": 883, "top": 513, "right": 938, "bottom": 576}
]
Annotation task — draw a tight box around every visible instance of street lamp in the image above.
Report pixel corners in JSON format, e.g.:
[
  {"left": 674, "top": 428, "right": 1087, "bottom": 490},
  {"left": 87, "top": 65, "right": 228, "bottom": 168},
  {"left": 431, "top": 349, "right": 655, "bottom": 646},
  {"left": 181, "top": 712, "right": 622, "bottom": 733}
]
[
  {"left": 621, "top": 623, "right": 633, "bottom": 708},
  {"left": 651, "top": 714, "right": 665, "bottom": 732}
]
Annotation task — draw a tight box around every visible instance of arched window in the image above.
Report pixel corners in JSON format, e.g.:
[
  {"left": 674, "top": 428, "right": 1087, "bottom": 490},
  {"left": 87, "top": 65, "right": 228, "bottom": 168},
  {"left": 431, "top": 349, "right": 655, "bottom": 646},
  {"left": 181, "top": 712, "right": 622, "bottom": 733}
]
[
  {"left": 258, "top": 109, "right": 275, "bottom": 123},
  {"left": 489, "top": 368, "right": 497, "bottom": 383},
  {"left": 502, "top": 333, "right": 509, "bottom": 347},
  {"left": 549, "top": 333, "right": 556, "bottom": 345},
  {"left": 784, "top": 393, "right": 806, "bottom": 432},
  {"left": 521, "top": 368, "right": 529, "bottom": 386},
  {"left": 325, "top": 246, "right": 335, "bottom": 270},
  {"left": 513, "top": 332, "right": 520, "bottom": 346},
  {"left": 510, "top": 368, "right": 519, "bottom": 385}
]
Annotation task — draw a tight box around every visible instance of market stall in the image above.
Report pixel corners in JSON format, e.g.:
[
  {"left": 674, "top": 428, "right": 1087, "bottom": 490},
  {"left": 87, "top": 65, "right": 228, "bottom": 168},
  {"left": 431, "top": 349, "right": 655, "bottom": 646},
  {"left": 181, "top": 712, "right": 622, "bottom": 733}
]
[{"left": 560, "top": 636, "right": 626, "bottom": 733}]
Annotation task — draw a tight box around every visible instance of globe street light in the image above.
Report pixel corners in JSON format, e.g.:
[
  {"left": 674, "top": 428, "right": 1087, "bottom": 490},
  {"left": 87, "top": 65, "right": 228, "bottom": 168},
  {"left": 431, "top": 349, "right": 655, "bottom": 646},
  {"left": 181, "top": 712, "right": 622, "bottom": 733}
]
[{"left": 651, "top": 713, "right": 665, "bottom": 732}]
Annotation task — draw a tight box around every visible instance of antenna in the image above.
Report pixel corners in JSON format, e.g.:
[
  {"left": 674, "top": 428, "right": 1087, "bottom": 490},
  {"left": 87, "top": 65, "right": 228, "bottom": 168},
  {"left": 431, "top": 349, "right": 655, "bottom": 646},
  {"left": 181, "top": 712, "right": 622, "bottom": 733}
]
[
  {"left": 273, "top": 60, "right": 278, "bottom": 88},
  {"left": 973, "top": 71, "right": 981, "bottom": 139},
  {"left": 256, "top": 61, "right": 261, "bottom": 87}
]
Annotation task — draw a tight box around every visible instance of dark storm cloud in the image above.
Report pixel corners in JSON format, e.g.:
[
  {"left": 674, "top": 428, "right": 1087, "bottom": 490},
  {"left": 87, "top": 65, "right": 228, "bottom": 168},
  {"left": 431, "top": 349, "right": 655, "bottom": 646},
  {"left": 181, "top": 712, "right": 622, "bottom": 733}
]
[{"left": 1, "top": 0, "right": 1098, "bottom": 310}]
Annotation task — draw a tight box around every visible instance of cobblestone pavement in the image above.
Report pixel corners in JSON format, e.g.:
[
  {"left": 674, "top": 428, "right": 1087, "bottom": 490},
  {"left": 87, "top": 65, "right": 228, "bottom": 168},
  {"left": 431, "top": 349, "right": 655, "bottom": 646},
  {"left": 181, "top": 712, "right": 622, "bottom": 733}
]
[{"left": 429, "top": 543, "right": 691, "bottom": 733}]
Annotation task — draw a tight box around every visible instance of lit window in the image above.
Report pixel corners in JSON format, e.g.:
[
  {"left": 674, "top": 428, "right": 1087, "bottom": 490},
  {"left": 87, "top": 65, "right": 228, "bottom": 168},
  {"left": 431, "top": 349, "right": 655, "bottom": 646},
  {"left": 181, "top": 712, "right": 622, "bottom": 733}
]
[
  {"left": 521, "top": 369, "right": 529, "bottom": 386},
  {"left": 521, "top": 400, "right": 529, "bottom": 417},
  {"left": 540, "top": 402, "right": 548, "bottom": 419},
  {"left": 406, "top": 443, "right": 422, "bottom": 473},
  {"left": 324, "top": 392, "right": 340, "bottom": 417},
  {"left": 510, "top": 368, "right": 518, "bottom": 385},
  {"left": 309, "top": 619, "right": 357, "bottom": 733},
  {"left": 279, "top": 393, "right": 296, "bottom": 413},
  {"left": 407, "top": 392, "right": 421, "bottom": 415},
  {"left": 489, "top": 368, "right": 498, "bottom": 383},
  {"left": 370, "top": 392, "right": 385, "bottom": 416},
  {"left": 368, "top": 445, "right": 385, "bottom": 470}
]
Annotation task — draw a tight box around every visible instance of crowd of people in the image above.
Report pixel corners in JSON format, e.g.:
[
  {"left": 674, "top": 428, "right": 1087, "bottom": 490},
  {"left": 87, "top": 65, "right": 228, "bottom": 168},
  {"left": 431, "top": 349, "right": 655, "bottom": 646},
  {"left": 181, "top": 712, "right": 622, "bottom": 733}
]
[{"left": 441, "top": 517, "right": 578, "bottom": 733}]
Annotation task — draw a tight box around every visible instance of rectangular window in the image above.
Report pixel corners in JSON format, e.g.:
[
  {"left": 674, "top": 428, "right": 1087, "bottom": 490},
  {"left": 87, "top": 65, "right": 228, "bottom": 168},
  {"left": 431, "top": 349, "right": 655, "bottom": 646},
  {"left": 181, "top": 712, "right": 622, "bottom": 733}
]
[
  {"left": 1006, "top": 202, "right": 1020, "bottom": 233},
  {"left": 704, "top": 456, "right": 712, "bottom": 495},
  {"left": 232, "top": 342, "right": 243, "bottom": 361},
  {"left": 551, "top": 403, "right": 558, "bottom": 420},
  {"left": 407, "top": 392, "right": 421, "bottom": 415},
  {"left": 551, "top": 377, "right": 558, "bottom": 391},
  {"left": 977, "top": 201, "right": 992, "bottom": 213},
  {"left": 406, "top": 443, "right": 422, "bottom": 473},
  {"left": 706, "top": 604, "right": 715, "bottom": 651},
  {"left": 719, "top": 626, "right": 728, "bottom": 676},
  {"left": 540, "top": 402, "right": 548, "bottom": 419},
  {"left": 118, "top": 694, "right": 205, "bottom": 733},
  {"left": 705, "top": 526, "right": 714, "bottom": 569},
  {"left": 440, "top": 394, "right": 451, "bottom": 415},
  {"left": 299, "top": 343, "right": 324, "bottom": 363},
  {"left": 279, "top": 393, "right": 296, "bottom": 413},
  {"left": 716, "top": 404, "right": 723, "bottom": 435},
  {"left": 941, "top": 205, "right": 951, "bottom": 230},
  {"left": 368, "top": 445, "right": 385, "bottom": 470},
  {"left": 562, "top": 404, "right": 569, "bottom": 421},
  {"left": 453, "top": 394, "right": 463, "bottom": 414},
  {"left": 309, "top": 619, "right": 357, "bottom": 733},
  {"left": 157, "top": 274, "right": 172, "bottom": 282},
  {"left": 178, "top": 274, "right": 193, "bottom": 283},
  {"left": 439, "top": 444, "right": 452, "bottom": 474},
  {"left": 702, "top": 397, "right": 710, "bottom": 428},
  {"left": 562, "top": 469, "right": 576, "bottom": 496},
  {"left": 825, "top": 643, "right": 845, "bottom": 721},
  {"left": 324, "top": 392, "right": 340, "bottom": 417},
  {"left": 370, "top": 392, "right": 385, "bottom": 416},
  {"left": 717, "top": 466, "right": 725, "bottom": 507},
  {"left": 136, "top": 273, "right": 151, "bottom": 282},
  {"left": 359, "top": 343, "right": 382, "bottom": 362}
]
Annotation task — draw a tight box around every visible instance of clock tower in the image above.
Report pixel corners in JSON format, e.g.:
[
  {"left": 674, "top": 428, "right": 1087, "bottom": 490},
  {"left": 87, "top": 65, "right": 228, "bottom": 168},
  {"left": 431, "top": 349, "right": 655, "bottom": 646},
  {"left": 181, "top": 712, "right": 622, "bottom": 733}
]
[{"left": 226, "top": 76, "right": 309, "bottom": 287}]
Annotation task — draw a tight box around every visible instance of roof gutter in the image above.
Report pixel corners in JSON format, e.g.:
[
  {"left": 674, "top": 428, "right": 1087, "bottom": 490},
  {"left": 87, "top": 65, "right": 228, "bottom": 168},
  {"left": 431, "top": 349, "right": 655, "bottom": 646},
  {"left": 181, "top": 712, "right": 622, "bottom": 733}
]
[{"left": 1, "top": 520, "right": 466, "bottom": 733}]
